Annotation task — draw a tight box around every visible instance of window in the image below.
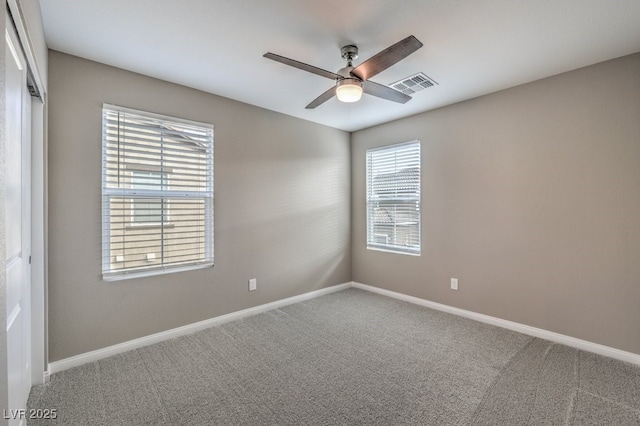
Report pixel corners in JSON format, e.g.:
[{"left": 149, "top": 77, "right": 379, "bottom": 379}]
[
  {"left": 130, "top": 171, "right": 164, "bottom": 224},
  {"left": 102, "top": 104, "right": 214, "bottom": 280},
  {"left": 366, "top": 140, "right": 421, "bottom": 255}
]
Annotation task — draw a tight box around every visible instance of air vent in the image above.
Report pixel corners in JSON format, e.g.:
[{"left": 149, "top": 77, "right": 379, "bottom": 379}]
[{"left": 389, "top": 72, "right": 438, "bottom": 95}]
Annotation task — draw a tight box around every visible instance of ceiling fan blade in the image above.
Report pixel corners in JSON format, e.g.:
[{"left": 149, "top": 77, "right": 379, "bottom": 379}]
[
  {"left": 306, "top": 86, "right": 337, "bottom": 109},
  {"left": 351, "top": 35, "right": 423, "bottom": 81},
  {"left": 263, "top": 52, "right": 340, "bottom": 80},
  {"left": 362, "top": 80, "right": 412, "bottom": 104}
]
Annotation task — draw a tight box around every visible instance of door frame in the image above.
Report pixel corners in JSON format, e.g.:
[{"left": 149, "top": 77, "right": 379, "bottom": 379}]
[{"left": 5, "top": 0, "right": 47, "bottom": 388}]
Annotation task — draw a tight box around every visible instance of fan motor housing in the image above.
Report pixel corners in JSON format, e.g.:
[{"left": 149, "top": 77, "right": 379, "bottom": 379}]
[{"left": 337, "top": 66, "right": 356, "bottom": 79}]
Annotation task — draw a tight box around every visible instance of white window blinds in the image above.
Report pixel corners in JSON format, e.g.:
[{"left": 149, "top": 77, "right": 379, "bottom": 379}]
[
  {"left": 101, "top": 104, "right": 214, "bottom": 280},
  {"left": 366, "top": 140, "right": 421, "bottom": 255}
]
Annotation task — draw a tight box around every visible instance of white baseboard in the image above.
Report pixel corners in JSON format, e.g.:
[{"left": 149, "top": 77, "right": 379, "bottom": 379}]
[
  {"left": 48, "top": 280, "right": 640, "bottom": 375},
  {"left": 352, "top": 282, "right": 640, "bottom": 366},
  {"left": 48, "top": 282, "right": 352, "bottom": 375}
]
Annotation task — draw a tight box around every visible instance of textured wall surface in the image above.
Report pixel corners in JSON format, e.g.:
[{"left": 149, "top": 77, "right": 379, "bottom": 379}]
[
  {"left": 352, "top": 53, "right": 640, "bottom": 355},
  {"left": 47, "top": 51, "right": 351, "bottom": 361}
]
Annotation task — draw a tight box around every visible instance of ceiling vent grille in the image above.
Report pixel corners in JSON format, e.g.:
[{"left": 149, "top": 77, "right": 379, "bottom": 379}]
[{"left": 389, "top": 72, "right": 438, "bottom": 95}]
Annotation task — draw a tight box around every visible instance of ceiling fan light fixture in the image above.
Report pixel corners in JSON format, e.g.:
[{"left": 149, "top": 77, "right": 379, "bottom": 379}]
[
  {"left": 336, "top": 78, "right": 363, "bottom": 103},
  {"left": 264, "top": 35, "right": 422, "bottom": 109}
]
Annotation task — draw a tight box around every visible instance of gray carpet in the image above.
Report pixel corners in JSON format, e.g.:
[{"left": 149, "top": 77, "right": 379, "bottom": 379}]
[{"left": 28, "top": 288, "right": 640, "bottom": 425}]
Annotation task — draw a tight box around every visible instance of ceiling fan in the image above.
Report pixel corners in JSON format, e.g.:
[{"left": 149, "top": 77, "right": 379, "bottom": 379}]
[{"left": 263, "top": 35, "right": 423, "bottom": 109}]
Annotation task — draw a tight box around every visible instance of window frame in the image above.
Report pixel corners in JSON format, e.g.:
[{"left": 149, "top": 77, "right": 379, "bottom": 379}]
[
  {"left": 366, "top": 140, "right": 421, "bottom": 256},
  {"left": 101, "top": 104, "right": 214, "bottom": 280}
]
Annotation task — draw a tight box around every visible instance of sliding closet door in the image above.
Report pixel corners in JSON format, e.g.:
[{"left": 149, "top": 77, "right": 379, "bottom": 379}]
[{"left": 5, "top": 14, "right": 33, "bottom": 422}]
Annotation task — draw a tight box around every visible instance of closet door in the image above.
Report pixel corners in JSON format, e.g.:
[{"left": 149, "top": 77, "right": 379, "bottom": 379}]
[{"left": 5, "top": 14, "right": 33, "bottom": 423}]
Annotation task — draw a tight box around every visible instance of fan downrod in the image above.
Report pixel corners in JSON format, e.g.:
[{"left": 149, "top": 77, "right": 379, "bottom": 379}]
[{"left": 341, "top": 45, "right": 358, "bottom": 65}]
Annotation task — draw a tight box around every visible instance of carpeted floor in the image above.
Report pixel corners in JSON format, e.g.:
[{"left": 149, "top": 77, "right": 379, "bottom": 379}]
[{"left": 28, "top": 288, "right": 640, "bottom": 425}]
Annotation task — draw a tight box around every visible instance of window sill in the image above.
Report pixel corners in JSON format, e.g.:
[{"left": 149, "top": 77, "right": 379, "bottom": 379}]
[
  {"left": 366, "top": 245, "right": 421, "bottom": 256},
  {"left": 102, "top": 261, "right": 214, "bottom": 281}
]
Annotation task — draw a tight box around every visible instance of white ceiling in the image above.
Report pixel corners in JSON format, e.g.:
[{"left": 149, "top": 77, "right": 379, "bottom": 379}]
[{"left": 39, "top": 0, "right": 640, "bottom": 132}]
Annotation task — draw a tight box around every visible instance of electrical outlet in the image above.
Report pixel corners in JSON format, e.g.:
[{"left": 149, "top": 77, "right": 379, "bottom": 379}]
[
  {"left": 249, "top": 278, "right": 257, "bottom": 291},
  {"left": 451, "top": 278, "right": 459, "bottom": 291}
]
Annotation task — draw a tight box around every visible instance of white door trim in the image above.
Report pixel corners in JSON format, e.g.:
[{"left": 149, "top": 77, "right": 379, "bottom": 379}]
[
  {"left": 6, "top": 0, "right": 45, "bottom": 100},
  {"left": 5, "top": 0, "right": 47, "bottom": 388}
]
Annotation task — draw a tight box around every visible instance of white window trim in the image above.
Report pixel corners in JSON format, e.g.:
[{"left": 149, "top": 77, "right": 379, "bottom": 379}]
[
  {"left": 101, "top": 104, "right": 214, "bottom": 280},
  {"left": 366, "top": 140, "right": 421, "bottom": 256}
]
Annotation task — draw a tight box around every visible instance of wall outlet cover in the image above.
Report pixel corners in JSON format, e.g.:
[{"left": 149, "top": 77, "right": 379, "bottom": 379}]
[{"left": 451, "top": 278, "right": 459, "bottom": 291}]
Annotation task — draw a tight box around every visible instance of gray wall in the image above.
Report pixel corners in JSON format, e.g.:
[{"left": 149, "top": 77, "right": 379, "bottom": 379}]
[
  {"left": 352, "top": 53, "right": 640, "bottom": 355},
  {"left": 47, "top": 51, "right": 351, "bottom": 361}
]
